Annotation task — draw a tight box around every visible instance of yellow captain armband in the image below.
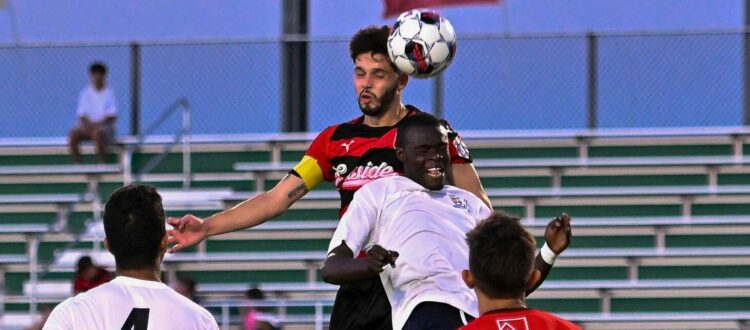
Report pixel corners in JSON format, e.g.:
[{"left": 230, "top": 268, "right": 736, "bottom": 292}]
[{"left": 293, "top": 155, "right": 325, "bottom": 190}]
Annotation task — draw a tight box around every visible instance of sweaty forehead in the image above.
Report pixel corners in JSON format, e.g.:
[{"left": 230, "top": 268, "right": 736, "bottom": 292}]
[{"left": 403, "top": 125, "right": 448, "bottom": 146}]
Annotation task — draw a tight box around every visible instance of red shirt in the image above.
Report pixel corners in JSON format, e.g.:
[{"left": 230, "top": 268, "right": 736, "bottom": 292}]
[
  {"left": 461, "top": 308, "right": 581, "bottom": 330},
  {"left": 73, "top": 268, "right": 112, "bottom": 294},
  {"left": 292, "top": 105, "right": 472, "bottom": 216}
]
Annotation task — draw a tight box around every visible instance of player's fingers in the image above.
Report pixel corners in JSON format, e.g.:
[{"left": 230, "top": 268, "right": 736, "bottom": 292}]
[
  {"left": 168, "top": 243, "right": 182, "bottom": 254},
  {"left": 388, "top": 250, "right": 399, "bottom": 267},
  {"left": 166, "top": 217, "right": 181, "bottom": 226}
]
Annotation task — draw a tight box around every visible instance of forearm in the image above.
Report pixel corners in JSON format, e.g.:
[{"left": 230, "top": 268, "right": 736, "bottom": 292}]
[
  {"left": 203, "top": 193, "right": 287, "bottom": 237},
  {"left": 321, "top": 255, "right": 379, "bottom": 285},
  {"left": 526, "top": 254, "right": 552, "bottom": 296}
]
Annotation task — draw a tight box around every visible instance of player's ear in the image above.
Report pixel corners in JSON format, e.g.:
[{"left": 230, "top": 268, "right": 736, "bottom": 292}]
[
  {"left": 159, "top": 232, "right": 168, "bottom": 252},
  {"left": 395, "top": 147, "right": 406, "bottom": 162},
  {"left": 526, "top": 270, "right": 541, "bottom": 290},
  {"left": 462, "top": 269, "right": 475, "bottom": 289},
  {"left": 398, "top": 73, "right": 409, "bottom": 92},
  {"left": 103, "top": 238, "right": 110, "bottom": 252}
]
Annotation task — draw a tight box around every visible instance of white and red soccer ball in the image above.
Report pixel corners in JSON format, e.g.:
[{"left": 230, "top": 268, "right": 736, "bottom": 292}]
[{"left": 387, "top": 9, "right": 457, "bottom": 78}]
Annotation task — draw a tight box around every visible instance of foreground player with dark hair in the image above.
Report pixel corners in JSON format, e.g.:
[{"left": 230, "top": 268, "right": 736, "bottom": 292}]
[
  {"left": 321, "top": 113, "right": 572, "bottom": 330},
  {"left": 461, "top": 212, "right": 578, "bottom": 330},
  {"left": 44, "top": 185, "right": 217, "bottom": 330}
]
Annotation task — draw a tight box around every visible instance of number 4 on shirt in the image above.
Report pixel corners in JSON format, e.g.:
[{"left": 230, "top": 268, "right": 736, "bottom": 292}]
[{"left": 121, "top": 308, "right": 149, "bottom": 330}]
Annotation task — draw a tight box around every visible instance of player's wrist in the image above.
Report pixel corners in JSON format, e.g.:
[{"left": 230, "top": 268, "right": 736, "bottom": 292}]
[{"left": 540, "top": 243, "right": 559, "bottom": 265}]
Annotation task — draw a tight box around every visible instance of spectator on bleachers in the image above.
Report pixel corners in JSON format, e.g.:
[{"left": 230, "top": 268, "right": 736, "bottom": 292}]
[
  {"left": 73, "top": 255, "right": 112, "bottom": 294},
  {"left": 242, "top": 287, "right": 280, "bottom": 330},
  {"left": 171, "top": 274, "right": 200, "bottom": 303},
  {"left": 68, "top": 61, "right": 117, "bottom": 164},
  {"left": 460, "top": 212, "right": 579, "bottom": 329}
]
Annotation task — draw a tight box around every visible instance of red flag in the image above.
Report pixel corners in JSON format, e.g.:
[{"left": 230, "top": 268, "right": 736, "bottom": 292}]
[{"left": 383, "top": 0, "right": 500, "bottom": 18}]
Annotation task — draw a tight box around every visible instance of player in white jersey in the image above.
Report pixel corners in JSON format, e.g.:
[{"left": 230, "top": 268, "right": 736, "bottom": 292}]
[
  {"left": 44, "top": 184, "right": 218, "bottom": 330},
  {"left": 321, "top": 113, "right": 572, "bottom": 330}
]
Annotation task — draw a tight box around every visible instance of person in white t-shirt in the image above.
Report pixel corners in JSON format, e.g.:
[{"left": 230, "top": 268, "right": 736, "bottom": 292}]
[
  {"left": 321, "top": 113, "right": 572, "bottom": 330},
  {"left": 68, "top": 62, "right": 117, "bottom": 163},
  {"left": 44, "top": 184, "right": 218, "bottom": 330}
]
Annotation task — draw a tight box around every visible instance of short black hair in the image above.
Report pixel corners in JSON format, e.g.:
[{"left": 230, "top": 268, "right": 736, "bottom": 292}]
[
  {"left": 466, "top": 211, "right": 535, "bottom": 298},
  {"left": 349, "top": 25, "right": 398, "bottom": 71},
  {"left": 104, "top": 184, "right": 166, "bottom": 270},
  {"left": 75, "top": 256, "right": 94, "bottom": 275},
  {"left": 395, "top": 112, "right": 443, "bottom": 148},
  {"left": 176, "top": 274, "right": 197, "bottom": 294},
  {"left": 89, "top": 61, "right": 107, "bottom": 74}
]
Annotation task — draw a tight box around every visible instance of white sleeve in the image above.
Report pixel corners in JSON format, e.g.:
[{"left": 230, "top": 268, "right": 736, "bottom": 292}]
[
  {"left": 76, "top": 89, "right": 87, "bottom": 117},
  {"left": 203, "top": 310, "right": 220, "bottom": 330},
  {"left": 105, "top": 89, "right": 117, "bottom": 116},
  {"left": 43, "top": 299, "right": 75, "bottom": 330},
  {"left": 327, "top": 185, "right": 381, "bottom": 256}
]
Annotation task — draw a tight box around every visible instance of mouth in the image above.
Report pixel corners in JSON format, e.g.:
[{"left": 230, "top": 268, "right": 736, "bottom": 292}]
[
  {"left": 426, "top": 167, "right": 445, "bottom": 178},
  {"left": 360, "top": 93, "right": 374, "bottom": 104}
]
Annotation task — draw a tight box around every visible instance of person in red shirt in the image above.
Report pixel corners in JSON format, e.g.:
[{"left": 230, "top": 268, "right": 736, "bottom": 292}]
[
  {"left": 73, "top": 256, "right": 112, "bottom": 294},
  {"left": 461, "top": 212, "right": 579, "bottom": 330}
]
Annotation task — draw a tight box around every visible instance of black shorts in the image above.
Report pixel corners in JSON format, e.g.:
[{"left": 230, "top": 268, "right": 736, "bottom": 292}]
[
  {"left": 329, "top": 276, "right": 392, "bottom": 330},
  {"left": 402, "top": 302, "right": 475, "bottom": 330}
]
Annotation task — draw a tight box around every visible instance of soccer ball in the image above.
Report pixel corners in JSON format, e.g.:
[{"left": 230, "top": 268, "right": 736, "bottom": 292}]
[{"left": 387, "top": 9, "right": 457, "bottom": 78}]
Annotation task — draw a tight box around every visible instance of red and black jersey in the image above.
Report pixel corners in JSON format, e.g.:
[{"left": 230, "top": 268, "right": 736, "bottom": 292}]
[
  {"left": 290, "top": 105, "right": 472, "bottom": 216},
  {"left": 461, "top": 308, "right": 581, "bottom": 330}
]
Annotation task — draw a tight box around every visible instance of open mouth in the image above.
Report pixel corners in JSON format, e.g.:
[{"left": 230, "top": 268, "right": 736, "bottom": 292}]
[
  {"left": 360, "top": 93, "right": 374, "bottom": 104},
  {"left": 426, "top": 167, "right": 445, "bottom": 178}
]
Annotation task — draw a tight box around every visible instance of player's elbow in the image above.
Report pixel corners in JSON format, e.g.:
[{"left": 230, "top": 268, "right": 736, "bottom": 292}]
[
  {"left": 321, "top": 259, "right": 348, "bottom": 285},
  {"left": 321, "top": 263, "right": 339, "bottom": 284}
]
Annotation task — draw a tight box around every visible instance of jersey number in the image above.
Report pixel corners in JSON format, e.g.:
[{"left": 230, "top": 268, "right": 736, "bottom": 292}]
[{"left": 121, "top": 308, "right": 149, "bottom": 330}]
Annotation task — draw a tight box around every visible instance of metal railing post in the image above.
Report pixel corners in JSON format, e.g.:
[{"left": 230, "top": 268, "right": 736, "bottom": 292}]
[
  {"left": 181, "top": 99, "right": 192, "bottom": 189},
  {"left": 27, "top": 234, "right": 39, "bottom": 318}
]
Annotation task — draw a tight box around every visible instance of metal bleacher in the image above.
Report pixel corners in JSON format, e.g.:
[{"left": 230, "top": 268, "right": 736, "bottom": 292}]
[{"left": 2, "top": 127, "right": 750, "bottom": 329}]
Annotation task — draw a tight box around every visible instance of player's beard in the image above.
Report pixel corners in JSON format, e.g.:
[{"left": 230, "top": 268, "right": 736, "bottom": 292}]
[{"left": 359, "top": 83, "right": 399, "bottom": 117}]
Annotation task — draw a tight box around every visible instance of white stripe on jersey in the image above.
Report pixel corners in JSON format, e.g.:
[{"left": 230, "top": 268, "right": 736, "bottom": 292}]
[{"left": 44, "top": 276, "right": 218, "bottom": 330}]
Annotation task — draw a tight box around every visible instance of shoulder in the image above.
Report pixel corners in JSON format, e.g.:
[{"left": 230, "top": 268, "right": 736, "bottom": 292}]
[{"left": 528, "top": 309, "right": 580, "bottom": 328}]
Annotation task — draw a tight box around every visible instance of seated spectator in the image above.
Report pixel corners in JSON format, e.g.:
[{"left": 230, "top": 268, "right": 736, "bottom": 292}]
[
  {"left": 460, "top": 212, "right": 579, "bottom": 329},
  {"left": 171, "top": 274, "right": 200, "bottom": 303},
  {"left": 243, "top": 287, "right": 279, "bottom": 330},
  {"left": 73, "top": 256, "right": 112, "bottom": 294},
  {"left": 68, "top": 61, "right": 118, "bottom": 164}
]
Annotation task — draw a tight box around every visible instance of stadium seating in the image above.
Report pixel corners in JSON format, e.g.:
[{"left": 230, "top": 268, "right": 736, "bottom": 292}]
[{"left": 2, "top": 128, "right": 750, "bottom": 329}]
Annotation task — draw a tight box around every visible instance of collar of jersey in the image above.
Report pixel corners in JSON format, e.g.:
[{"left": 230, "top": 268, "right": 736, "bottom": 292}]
[{"left": 111, "top": 275, "right": 169, "bottom": 289}]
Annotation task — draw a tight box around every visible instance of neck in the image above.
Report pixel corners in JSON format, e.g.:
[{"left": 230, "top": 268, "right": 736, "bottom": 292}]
[
  {"left": 117, "top": 264, "right": 161, "bottom": 282},
  {"left": 476, "top": 290, "right": 526, "bottom": 314},
  {"left": 363, "top": 101, "right": 406, "bottom": 127}
]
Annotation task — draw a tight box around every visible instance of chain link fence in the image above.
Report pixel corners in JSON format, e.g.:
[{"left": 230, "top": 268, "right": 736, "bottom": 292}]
[{"left": 0, "top": 31, "right": 745, "bottom": 138}]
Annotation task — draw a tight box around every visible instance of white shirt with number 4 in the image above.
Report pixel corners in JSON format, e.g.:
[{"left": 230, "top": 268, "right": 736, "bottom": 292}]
[
  {"left": 328, "top": 175, "right": 492, "bottom": 330},
  {"left": 43, "top": 276, "right": 218, "bottom": 330}
]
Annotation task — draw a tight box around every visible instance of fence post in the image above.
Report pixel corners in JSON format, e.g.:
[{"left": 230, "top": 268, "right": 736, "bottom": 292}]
[
  {"left": 130, "top": 42, "right": 141, "bottom": 136},
  {"left": 433, "top": 73, "right": 444, "bottom": 118},
  {"left": 281, "top": 0, "right": 309, "bottom": 132},
  {"left": 587, "top": 32, "right": 598, "bottom": 129}
]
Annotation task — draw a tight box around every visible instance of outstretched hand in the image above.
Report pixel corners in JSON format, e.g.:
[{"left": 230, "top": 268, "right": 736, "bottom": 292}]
[
  {"left": 366, "top": 245, "right": 399, "bottom": 273},
  {"left": 166, "top": 214, "right": 208, "bottom": 253},
  {"left": 544, "top": 213, "right": 572, "bottom": 254}
]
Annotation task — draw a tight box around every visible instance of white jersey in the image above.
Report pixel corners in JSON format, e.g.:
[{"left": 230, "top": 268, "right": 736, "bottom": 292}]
[
  {"left": 328, "top": 176, "right": 492, "bottom": 330},
  {"left": 77, "top": 85, "right": 117, "bottom": 123},
  {"left": 44, "top": 276, "right": 218, "bottom": 330}
]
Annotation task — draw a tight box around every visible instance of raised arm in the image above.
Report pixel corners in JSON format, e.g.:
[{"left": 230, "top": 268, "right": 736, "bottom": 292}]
[
  {"left": 167, "top": 174, "right": 309, "bottom": 252},
  {"left": 527, "top": 214, "right": 572, "bottom": 295}
]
